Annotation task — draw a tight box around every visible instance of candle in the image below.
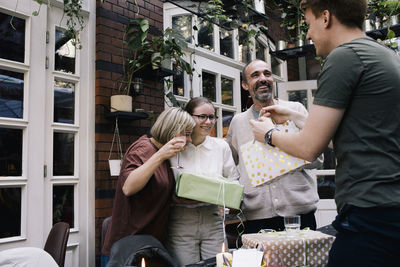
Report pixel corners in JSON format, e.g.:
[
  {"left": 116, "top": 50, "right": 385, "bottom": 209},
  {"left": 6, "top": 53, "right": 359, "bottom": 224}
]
[
  {"left": 141, "top": 258, "right": 145, "bottom": 267},
  {"left": 216, "top": 243, "right": 232, "bottom": 267}
]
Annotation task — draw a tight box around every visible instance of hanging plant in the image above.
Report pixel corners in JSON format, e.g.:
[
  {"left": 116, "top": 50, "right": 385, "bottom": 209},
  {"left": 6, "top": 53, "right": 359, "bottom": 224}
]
[
  {"left": 32, "top": 0, "right": 85, "bottom": 49},
  {"left": 274, "top": 0, "right": 308, "bottom": 43}
]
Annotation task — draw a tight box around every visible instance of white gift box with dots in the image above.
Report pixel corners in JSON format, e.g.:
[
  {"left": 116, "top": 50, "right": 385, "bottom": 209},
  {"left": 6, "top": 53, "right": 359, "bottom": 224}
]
[
  {"left": 242, "top": 230, "right": 335, "bottom": 267},
  {"left": 240, "top": 121, "right": 308, "bottom": 187}
]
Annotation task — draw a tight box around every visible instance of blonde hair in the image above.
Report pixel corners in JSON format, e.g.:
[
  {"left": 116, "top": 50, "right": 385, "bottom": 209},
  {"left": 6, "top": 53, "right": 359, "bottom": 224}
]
[{"left": 150, "top": 107, "right": 195, "bottom": 145}]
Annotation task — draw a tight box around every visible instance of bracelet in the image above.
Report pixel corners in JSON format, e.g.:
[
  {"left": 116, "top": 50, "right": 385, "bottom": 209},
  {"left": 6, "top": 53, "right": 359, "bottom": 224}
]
[{"left": 264, "top": 128, "right": 279, "bottom": 147}]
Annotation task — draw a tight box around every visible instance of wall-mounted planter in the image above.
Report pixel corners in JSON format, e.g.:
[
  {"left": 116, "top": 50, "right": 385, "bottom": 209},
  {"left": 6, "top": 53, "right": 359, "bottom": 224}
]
[
  {"left": 110, "top": 95, "right": 132, "bottom": 112},
  {"left": 108, "top": 159, "right": 122, "bottom": 176}
]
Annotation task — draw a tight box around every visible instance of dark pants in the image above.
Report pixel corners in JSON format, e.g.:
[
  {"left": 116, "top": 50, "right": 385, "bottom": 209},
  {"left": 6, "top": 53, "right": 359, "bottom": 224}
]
[
  {"left": 244, "top": 210, "right": 316, "bottom": 233},
  {"left": 327, "top": 205, "right": 400, "bottom": 267}
]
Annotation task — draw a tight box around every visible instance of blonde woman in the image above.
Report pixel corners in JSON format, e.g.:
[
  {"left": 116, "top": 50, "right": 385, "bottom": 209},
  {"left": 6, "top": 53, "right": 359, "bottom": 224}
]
[{"left": 102, "top": 107, "right": 195, "bottom": 265}]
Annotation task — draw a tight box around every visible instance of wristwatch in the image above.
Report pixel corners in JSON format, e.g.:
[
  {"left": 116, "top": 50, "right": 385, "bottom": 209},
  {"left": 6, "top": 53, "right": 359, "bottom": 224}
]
[{"left": 264, "top": 128, "right": 279, "bottom": 147}]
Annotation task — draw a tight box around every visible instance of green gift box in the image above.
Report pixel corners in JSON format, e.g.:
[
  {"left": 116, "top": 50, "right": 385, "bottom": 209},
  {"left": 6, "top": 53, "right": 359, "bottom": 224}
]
[{"left": 176, "top": 172, "right": 244, "bottom": 210}]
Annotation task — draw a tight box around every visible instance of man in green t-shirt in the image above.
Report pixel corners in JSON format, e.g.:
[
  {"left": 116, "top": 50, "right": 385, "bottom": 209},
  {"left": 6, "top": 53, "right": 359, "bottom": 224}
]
[{"left": 249, "top": 0, "right": 400, "bottom": 266}]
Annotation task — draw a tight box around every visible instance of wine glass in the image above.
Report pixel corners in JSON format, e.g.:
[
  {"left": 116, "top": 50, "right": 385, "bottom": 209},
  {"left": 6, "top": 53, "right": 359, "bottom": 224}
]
[{"left": 172, "top": 128, "right": 186, "bottom": 169}]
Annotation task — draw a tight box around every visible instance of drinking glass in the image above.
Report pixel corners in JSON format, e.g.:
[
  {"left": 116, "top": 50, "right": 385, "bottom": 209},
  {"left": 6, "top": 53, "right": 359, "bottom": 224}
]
[
  {"left": 171, "top": 129, "right": 186, "bottom": 169},
  {"left": 284, "top": 215, "right": 300, "bottom": 237}
]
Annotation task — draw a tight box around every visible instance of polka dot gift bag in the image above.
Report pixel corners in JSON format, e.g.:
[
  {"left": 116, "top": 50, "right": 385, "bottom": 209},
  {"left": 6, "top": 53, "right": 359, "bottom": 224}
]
[{"left": 240, "top": 121, "right": 308, "bottom": 187}]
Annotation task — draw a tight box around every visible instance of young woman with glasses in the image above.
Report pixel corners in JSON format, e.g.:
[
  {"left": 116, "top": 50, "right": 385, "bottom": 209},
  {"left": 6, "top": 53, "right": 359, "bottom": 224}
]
[{"left": 167, "top": 97, "right": 240, "bottom": 266}]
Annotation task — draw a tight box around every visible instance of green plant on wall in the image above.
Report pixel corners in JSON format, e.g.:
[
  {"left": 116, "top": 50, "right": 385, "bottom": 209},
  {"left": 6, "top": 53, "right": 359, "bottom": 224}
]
[
  {"left": 118, "top": 18, "right": 194, "bottom": 97},
  {"left": 274, "top": 0, "right": 307, "bottom": 43},
  {"left": 368, "top": 0, "right": 400, "bottom": 21},
  {"left": 32, "top": 0, "right": 85, "bottom": 49},
  {"left": 368, "top": 0, "right": 400, "bottom": 49}
]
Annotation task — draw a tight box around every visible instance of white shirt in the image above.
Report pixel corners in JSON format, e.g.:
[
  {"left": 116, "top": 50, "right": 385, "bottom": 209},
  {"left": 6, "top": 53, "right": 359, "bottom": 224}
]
[
  {"left": 170, "top": 136, "right": 240, "bottom": 181},
  {"left": 0, "top": 247, "right": 58, "bottom": 267}
]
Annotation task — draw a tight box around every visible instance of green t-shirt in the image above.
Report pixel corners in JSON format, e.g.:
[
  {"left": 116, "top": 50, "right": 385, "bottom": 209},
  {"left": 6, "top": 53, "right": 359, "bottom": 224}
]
[{"left": 314, "top": 37, "right": 400, "bottom": 212}]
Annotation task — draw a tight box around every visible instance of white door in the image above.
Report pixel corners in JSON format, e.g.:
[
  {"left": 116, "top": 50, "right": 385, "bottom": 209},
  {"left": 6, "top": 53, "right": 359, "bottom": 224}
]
[
  {"left": 277, "top": 80, "right": 337, "bottom": 228},
  {"left": 0, "top": 1, "right": 95, "bottom": 266}
]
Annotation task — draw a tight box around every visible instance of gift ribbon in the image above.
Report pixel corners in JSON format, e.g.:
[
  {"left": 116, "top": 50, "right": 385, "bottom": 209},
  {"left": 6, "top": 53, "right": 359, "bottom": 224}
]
[{"left": 215, "top": 175, "right": 245, "bottom": 249}]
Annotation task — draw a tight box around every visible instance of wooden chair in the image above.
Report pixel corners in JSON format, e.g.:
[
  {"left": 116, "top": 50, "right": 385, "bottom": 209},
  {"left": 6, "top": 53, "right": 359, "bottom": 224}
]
[{"left": 44, "top": 222, "right": 70, "bottom": 267}]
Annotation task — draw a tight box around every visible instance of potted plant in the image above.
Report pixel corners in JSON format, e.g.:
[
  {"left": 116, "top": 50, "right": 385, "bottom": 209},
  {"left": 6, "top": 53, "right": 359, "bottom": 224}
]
[
  {"left": 111, "top": 18, "right": 155, "bottom": 112},
  {"left": 274, "top": 0, "right": 307, "bottom": 46},
  {"left": 111, "top": 18, "right": 194, "bottom": 112}
]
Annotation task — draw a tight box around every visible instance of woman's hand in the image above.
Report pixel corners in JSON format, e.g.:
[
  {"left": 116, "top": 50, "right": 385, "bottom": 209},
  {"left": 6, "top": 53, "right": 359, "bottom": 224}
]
[{"left": 156, "top": 137, "right": 187, "bottom": 161}]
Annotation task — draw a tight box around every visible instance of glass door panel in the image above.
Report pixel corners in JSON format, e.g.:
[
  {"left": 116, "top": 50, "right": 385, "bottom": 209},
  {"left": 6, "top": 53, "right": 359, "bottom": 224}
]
[
  {"left": 0, "top": 187, "right": 22, "bottom": 238},
  {"left": 0, "top": 12, "right": 25, "bottom": 62}
]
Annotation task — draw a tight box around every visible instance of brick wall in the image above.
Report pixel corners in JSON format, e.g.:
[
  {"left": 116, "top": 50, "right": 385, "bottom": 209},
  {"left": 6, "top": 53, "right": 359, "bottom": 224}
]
[{"left": 95, "top": 0, "right": 164, "bottom": 264}]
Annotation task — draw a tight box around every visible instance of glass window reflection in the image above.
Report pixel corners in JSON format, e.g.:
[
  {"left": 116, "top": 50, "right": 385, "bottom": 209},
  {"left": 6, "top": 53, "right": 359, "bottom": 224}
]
[
  {"left": 256, "top": 40, "right": 265, "bottom": 61},
  {"left": 271, "top": 56, "right": 282, "bottom": 77},
  {"left": 0, "top": 187, "right": 21, "bottom": 238},
  {"left": 221, "top": 77, "right": 233, "bottom": 105},
  {"left": 222, "top": 110, "right": 234, "bottom": 138},
  {"left": 220, "top": 29, "right": 233, "bottom": 59},
  {"left": 0, "top": 128, "right": 22, "bottom": 176},
  {"left": 53, "top": 185, "right": 74, "bottom": 227},
  {"left": 53, "top": 132, "right": 74, "bottom": 176},
  {"left": 55, "top": 28, "right": 76, "bottom": 74},
  {"left": 239, "top": 29, "right": 251, "bottom": 63},
  {"left": 0, "top": 12, "right": 25, "bottom": 62},
  {"left": 202, "top": 71, "right": 216, "bottom": 102},
  {"left": 0, "top": 69, "right": 24, "bottom": 119},
  {"left": 288, "top": 90, "right": 308, "bottom": 109},
  {"left": 173, "top": 71, "right": 184, "bottom": 96},
  {"left": 172, "top": 15, "right": 192, "bottom": 43},
  {"left": 198, "top": 20, "right": 214, "bottom": 51},
  {"left": 317, "top": 147, "right": 336, "bottom": 199},
  {"left": 54, "top": 80, "right": 75, "bottom": 124}
]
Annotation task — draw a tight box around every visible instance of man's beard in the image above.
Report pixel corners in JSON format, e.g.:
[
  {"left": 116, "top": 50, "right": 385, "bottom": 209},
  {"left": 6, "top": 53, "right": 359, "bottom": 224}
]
[{"left": 253, "top": 82, "right": 273, "bottom": 103}]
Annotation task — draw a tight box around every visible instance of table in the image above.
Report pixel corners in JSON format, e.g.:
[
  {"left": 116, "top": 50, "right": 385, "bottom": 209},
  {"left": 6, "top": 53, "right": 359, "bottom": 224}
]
[{"left": 242, "top": 230, "right": 335, "bottom": 267}]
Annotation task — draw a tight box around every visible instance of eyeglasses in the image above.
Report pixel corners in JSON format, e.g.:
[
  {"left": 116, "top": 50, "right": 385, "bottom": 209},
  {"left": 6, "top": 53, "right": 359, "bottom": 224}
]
[{"left": 192, "top": 114, "right": 218, "bottom": 122}]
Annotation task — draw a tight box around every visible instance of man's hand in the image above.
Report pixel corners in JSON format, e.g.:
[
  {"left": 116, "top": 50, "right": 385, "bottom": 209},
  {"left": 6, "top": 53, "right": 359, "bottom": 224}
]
[
  {"left": 261, "top": 105, "right": 307, "bottom": 129},
  {"left": 249, "top": 117, "right": 275, "bottom": 142},
  {"left": 261, "top": 105, "right": 292, "bottom": 124}
]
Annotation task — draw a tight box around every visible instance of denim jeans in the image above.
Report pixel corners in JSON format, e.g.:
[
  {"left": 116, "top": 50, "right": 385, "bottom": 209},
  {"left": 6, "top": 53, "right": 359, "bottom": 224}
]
[{"left": 328, "top": 205, "right": 400, "bottom": 267}]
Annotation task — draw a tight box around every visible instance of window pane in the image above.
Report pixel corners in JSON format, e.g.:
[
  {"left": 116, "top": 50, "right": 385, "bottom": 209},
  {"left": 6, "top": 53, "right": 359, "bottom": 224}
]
[
  {"left": 0, "top": 13, "right": 25, "bottom": 62},
  {"left": 318, "top": 175, "right": 336, "bottom": 199},
  {"left": 256, "top": 41, "right": 265, "bottom": 61},
  {"left": 220, "top": 29, "right": 233, "bottom": 59},
  {"left": 172, "top": 15, "right": 192, "bottom": 43},
  {"left": 53, "top": 132, "right": 74, "bottom": 176},
  {"left": 202, "top": 72, "right": 216, "bottom": 102},
  {"left": 173, "top": 62, "right": 184, "bottom": 96},
  {"left": 221, "top": 77, "right": 233, "bottom": 105},
  {"left": 55, "top": 28, "right": 76, "bottom": 74},
  {"left": 0, "top": 69, "right": 24, "bottom": 118},
  {"left": 209, "top": 108, "right": 218, "bottom": 137},
  {"left": 317, "top": 147, "right": 336, "bottom": 199},
  {"left": 198, "top": 20, "right": 214, "bottom": 51},
  {"left": 222, "top": 110, "right": 234, "bottom": 138},
  {"left": 54, "top": 80, "right": 75, "bottom": 124},
  {"left": 0, "top": 187, "right": 21, "bottom": 238},
  {"left": 0, "top": 128, "right": 22, "bottom": 176},
  {"left": 53, "top": 185, "right": 74, "bottom": 227},
  {"left": 271, "top": 55, "right": 282, "bottom": 77},
  {"left": 288, "top": 90, "right": 308, "bottom": 109},
  {"left": 239, "top": 30, "right": 251, "bottom": 63}
]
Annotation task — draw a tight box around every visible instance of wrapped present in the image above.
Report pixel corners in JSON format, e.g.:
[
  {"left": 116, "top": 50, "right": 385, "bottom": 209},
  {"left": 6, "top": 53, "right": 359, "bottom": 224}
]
[
  {"left": 240, "top": 121, "right": 308, "bottom": 187},
  {"left": 242, "top": 230, "right": 335, "bottom": 267},
  {"left": 176, "top": 172, "right": 244, "bottom": 210}
]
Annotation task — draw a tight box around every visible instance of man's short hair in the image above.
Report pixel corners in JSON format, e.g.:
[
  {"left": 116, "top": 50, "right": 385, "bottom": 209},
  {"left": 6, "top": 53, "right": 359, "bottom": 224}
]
[
  {"left": 150, "top": 107, "right": 195, "bottom": 145},
  {"left": 242, "top": 59, "right": 266, "bottom": 84},
  {"left": 300, "top": 0, "right": 367, "bottom": 30}
]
